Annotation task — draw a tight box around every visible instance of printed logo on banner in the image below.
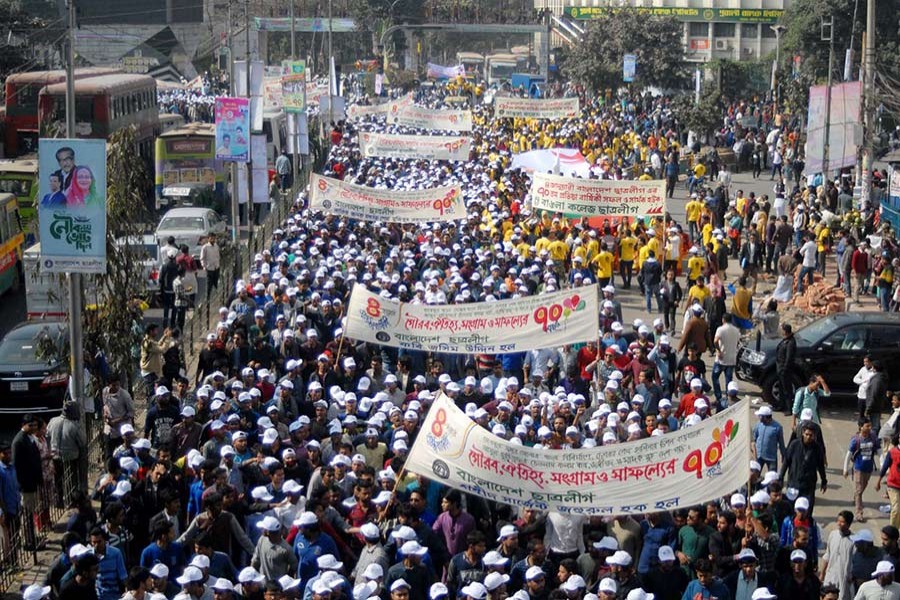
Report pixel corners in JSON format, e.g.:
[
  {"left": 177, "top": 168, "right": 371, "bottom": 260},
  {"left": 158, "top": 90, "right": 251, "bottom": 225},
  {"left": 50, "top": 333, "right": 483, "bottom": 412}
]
[
  {"left": 433, "top": 188, "right": 460, "bottom": 217},
  {"left": 683, "top": 418, "right": 740, "bottom": 479},
  {"left": 533, "top": 293, "right": 587, "bottom": 332},
  {"left": 357, "top": 297, "right": 393, "bottom": 342}
]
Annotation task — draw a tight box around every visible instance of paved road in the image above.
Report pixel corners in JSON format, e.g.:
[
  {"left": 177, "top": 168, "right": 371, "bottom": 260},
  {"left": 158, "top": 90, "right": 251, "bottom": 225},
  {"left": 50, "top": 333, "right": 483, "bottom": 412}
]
[{"left": 613, "top": 166, "right": 885, "bottom": 537}]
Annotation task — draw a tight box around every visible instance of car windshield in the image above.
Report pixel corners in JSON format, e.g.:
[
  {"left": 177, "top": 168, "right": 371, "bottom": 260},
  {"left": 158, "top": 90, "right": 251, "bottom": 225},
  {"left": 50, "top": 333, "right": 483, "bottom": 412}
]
[
  {"left": 159, "top": 216, "right": 204, "bottom": 231},
  {"left": 794, "top": 316, "right": 837, "bottom": 345},
  {"left": 0, "top": 327, "right": 64, "bottom": 365}
]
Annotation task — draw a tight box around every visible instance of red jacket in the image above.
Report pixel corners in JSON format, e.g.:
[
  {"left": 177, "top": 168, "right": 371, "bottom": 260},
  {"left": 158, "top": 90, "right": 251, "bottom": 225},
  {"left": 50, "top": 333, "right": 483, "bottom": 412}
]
[{"left": 851, "top": 249, "right": 870, "bottom": 275}]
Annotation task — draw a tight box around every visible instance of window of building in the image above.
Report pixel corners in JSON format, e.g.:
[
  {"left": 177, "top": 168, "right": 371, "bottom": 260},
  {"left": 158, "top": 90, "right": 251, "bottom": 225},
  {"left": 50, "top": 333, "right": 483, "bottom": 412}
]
[
  {"left": 741, "top": 23, "right": 759, "bottom": 37},
  {"left": 688, "top": 22, "right": 709, "bottom": 37},
  {"left": 761, "top": 25, "right": 777, "bottom": 38},
  {"left": 713, "top": 23, "right": 736, "bottom": 38}
]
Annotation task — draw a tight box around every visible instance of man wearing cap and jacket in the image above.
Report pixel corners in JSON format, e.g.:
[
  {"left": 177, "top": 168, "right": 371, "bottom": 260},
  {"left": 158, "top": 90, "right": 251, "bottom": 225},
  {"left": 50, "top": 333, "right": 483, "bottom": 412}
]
[
  {"left": 723, "top": 549, "right": 776, "bottom": 600},
  {"left": 781, "top": 424, "right": 828, "bottom": 516},
  {"left": 752, "top": 407, "right": 786, "bottom": 472}
]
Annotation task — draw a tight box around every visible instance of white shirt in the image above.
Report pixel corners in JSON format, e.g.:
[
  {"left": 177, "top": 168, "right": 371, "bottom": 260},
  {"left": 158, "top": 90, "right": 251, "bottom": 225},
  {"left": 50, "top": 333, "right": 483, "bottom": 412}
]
[
  {"left": 854, "top": 366, "right": 874, "bottom": 400},
  {"left": 544, "top": 512, "right": 586, "bottom": 554},
  {"left": 200, "top": 242, "right": 220, "bottom": 270},
  {"left": 853, "top": 580, "right": 900, "bottom": 600},
  {"left": 714, "top": 323, "right": 741, "bottom": 366},
  {"left": 800, "top": 241, "right": 818, "bottom": 268}
]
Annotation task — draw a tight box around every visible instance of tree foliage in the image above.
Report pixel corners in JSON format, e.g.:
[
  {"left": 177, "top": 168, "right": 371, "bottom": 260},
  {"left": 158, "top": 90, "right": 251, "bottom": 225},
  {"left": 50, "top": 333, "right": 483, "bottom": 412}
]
[
  {"left": 563, "top": 12, "right": 687, "bottom": 93},
  {"left": 672, "top": 89, "right": 723, "bottom": 140},
  {"left": 0, "top": 0, "right": 48, "bottom": 84}
]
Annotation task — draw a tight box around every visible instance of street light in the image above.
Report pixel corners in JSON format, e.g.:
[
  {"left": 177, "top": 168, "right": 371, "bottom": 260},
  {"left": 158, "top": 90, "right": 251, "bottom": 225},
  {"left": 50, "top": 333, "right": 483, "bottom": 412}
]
[{"left": 770, "top": 24, "right": 785, "bottom": 106}]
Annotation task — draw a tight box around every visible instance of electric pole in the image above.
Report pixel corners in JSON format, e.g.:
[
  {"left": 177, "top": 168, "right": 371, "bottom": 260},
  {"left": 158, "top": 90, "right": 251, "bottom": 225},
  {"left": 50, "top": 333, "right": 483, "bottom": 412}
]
[
  {"left": 65, "top": 0, "right": 85, "bottom": 486},
  {"left": 228, "top": 2, "right": 241, "bottom": 275},
  {"left": 860, "top": 0, "right": 876, "bottom": 206},
  {"left": 822, "top": 15, "right": 835, "bottom": 183}
]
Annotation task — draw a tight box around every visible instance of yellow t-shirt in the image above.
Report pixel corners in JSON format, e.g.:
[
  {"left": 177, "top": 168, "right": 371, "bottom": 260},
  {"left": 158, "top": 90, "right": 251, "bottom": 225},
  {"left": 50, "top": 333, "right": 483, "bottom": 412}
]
[
  {"left": 535, "top": 237, "right": 551, "bottom": 255},
  {"left": 693, "top": 163, "right": 706, "bottom": 178},
  {"left": 592, "top": 251, "right": 614, "bottom": 279},
  {"left": 702, "top": 223, "right": 714, "bottom": 248},
  {"left": 619, "top": 236, "right": 637, "bottom": 262},
  {"left": 686, "top": 200, "right": 703, "bottom": 224},
  {"left": 548, "top": 240, "right": 569, "bottom": 262},
  {"left": 687, "top": 255, "right": 706, "bottom": 280},
  {"left": 636, "top": 244, "right": 651, "bottom": 270},
  {"left": 646, "top": 236, "right": 661, "bottom": 260},
  {"left": 688, "top": 283, "right": 711, "bottom": 305},
  {"left": 817, "top": 227, "right": 831, "bottom": 253}
]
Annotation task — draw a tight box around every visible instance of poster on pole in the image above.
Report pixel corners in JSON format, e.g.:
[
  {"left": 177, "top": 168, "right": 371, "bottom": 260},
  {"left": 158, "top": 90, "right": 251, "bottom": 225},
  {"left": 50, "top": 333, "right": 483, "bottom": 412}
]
[
  {"left": 805, "top": 81, "right": 862, "bottom": 174},
  {"left": 389, "top": 104, "right": 473, "bottom": 131},
  {"left": 38, "top": 138, "right": 107, "bottom": 273},
  {"left": 359, "top": 132, "right": 471, "bottom": 161},
  {"left": 623, "top": 53, "right": 636, "bottom": 82},
  {"left": 494, "top": 96, "right": 581, "bottom": 120},
  {"left": 281, "top": 60, "right": 307, "bottom": 113},
  {"left": 530, "top": 172, "right": 666, "bottom": 218},
  {"left": 308, "top": 173, "right": 463, "bottom": 224},
  {"left": 406, "top": 395, "right": 751, "bottom": 515},
  {"left": 263, "top": 77, "right": 283, "bottom": 110},
  {"left": 344, "top": 283, "right": 599, "bottom": 353},
  {"left": 214, "top": 97, "right": 250, "bottom": 162}
]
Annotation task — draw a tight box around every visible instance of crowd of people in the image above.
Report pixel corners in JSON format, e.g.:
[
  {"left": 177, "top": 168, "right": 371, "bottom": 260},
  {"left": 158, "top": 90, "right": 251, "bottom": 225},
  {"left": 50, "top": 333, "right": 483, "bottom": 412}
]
[
  {"left": 7, "top": 75, "right": 900, "bottom": 600},
  {"left": 158, "top": 75, "right": 224, "bottom": 124}
]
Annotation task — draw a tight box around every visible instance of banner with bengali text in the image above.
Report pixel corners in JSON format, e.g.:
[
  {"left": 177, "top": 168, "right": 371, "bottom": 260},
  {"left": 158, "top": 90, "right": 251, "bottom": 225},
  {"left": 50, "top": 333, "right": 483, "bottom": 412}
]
[
  {"left": 494, "top": 96, "right": 581, "bottom": 120},
  {"left": 388, "top": 104, "right": 473, "bottom": 131},
  {"left": 406, "top": 395, "right": 751, "bottom": 515},
  {"left": 359, "top": 132, "right": 471, "bottom": 161},
  {"left": 427, "top": 63, "right": 465, "bottom": 79},
  {"left": 345, "top": 283, "right": 599, "bottom": 353},
  {"left": 530, "top": 172, "right": 666, "bottom": 217},
  {"left": 308, "top": 173, "right": 463, "bottom": 224}
]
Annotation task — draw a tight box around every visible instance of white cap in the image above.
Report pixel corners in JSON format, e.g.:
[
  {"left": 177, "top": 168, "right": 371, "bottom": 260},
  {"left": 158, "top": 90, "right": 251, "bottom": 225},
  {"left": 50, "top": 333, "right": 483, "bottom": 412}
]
[
  {"left": 111, "top": 480, "right": 132, "bottom": 497},
  {"left": 560, "top": 576, "right": 586, "bottom": 592},
  {"left": 390, "top": 580, "right": 411, "bottom": 593},
  {"left": 237, "top": 567, "right": 265, "bottom": 584},
  {"left": 190, "top": 554, "right": 210, "bottom": 569},
  {"left": 256, "top": 515, "right": 282, "bottom": 532},
  {"left": 794, "top": 496, "right": 810, "bottom": 511},
  {"left": 606, "top": 550, "right": 632, "bottom": 567},
  {"left": 497, "top": 524, "right": 518, "bottom": 541},
  {"left": 210, "top": 579, "right": 234, "bottom": 592},
  {"left": 598, "top": 579, "right": 617, "bottom": 594},
  {"left": 790, "top": 549, "right": 808, "bottom": 562},
  {"left": 594, "top": 536, "right": 618, "bottom": 551},
  {"left": 430, "top": 583, "right": 450, "bottom": 599},
  {"left": 363, "top": 564, "right": 384, "bottom": 580},
  {"left": 400, "top": 540, "right": 428, "bottom": 556},
  {"left": 150, "top": 564, "right": 170, "bottom": 578},
  {"left": 851, "top": 529, "right": 874, "bottom": 544},
  {"left": 360, "top": 522, "right": 380, "bottom": 540},
  {"left": 175, "top": 566, "right": 204, "bottom": 585},
  {"left": 625, "top": 590, "right": 654, "bottom": 600},
  {"left": 23, "top": 586, "right": 51, "bottom": 600},
  {"left": 657, "top": 546, "right": 675, "bottom": 562},
  {"left": 737, "top": 548, "right": 758, "bottom": 562},
  {"left": 755, "top": 406, "right": 773, "bottom": 417},
  {"left": 295, "top": 511, "right": 318, "bottom": 527},
  {"left": 750, "top": 589, "right": 775, "bottom": 600},
  {"left": 317, "top": 554, "right": 343, "bottom": 570},
  {"left": 800, "top": 408, "right": 814, "bottom": 421},
  {"left": 730, "top": 493, "right": 747, "bottom": 507},
  {"left": 483, "top": 551, "right": 509, "bottom": 567},
  {"left": 484, "top": 573, "right": 510, "bottom": 593},
  {"left": 525, "top": 566, "right": 546, "bottom": 581}
]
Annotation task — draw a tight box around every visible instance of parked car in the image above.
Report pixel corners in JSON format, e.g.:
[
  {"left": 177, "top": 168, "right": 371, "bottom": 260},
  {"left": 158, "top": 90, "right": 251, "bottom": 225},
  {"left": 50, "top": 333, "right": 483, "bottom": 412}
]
[
  {"left": 737, "top": 312, "right": 900, "bottom": 403},
  {"left": 115, "top": 234, "right": 161, "bottom": 302},
  {"left": 155, "top": 207, "right": 227, "bottom": 260},
  {"left": 0, "top": 320, "right": 69, "bottom": 415}
]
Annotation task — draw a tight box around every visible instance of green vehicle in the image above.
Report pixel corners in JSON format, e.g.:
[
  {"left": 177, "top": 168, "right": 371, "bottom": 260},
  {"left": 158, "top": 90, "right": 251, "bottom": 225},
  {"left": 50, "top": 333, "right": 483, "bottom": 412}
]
[
  {"left": 0, "top": 158, "right": 38, "bottom": 245},
  {"left": 0, "top": 193, "right": 25, "bottom": 296}
]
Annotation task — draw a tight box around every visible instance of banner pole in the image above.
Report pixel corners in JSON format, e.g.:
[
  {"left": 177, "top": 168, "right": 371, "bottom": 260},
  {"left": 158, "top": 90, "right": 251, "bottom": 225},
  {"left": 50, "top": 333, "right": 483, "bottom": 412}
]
[{"left": 378, "top": 465, "right": 409, "bottom": 523}]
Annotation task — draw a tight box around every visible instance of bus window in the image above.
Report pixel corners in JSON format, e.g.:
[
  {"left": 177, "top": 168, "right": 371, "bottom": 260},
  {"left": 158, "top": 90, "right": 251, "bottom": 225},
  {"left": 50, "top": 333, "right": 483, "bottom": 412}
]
[
  {"left": 0, "top": 205, "right": 9, "bottom": 244},
  {"left": 76, "top": 98, "right": 94, "bottom": 121}
]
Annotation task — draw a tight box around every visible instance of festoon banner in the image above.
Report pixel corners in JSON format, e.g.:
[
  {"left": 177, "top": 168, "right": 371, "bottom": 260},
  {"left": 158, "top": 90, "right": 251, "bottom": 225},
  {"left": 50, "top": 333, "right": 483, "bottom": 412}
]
[
  {"left": 344, "top": 284, "right": 599, "bottom": 354},
  {"left": 308, "top": 173, "right": 463, "bottom": 224},
  {"left": 346, "top": 94, "right": 413, "bottom": 120},
  {"left": 494, "top": 97, "right": 581, "bottom": 120},
  {"left": 387, "top": 103, "right": 473, "bottom": 131},
  {"left": 359, "top": 132, "right": 471, "bottom": 161},
  {"left": 406, "top": 395, "right": 751, "bottom": 516},
  {"left": 530, "top": 172, "right": 666, "bottom": 218}
]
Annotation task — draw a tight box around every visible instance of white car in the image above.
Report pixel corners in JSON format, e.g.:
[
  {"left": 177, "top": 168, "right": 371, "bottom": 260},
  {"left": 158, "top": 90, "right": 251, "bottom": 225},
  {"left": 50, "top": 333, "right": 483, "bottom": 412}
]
[{"left": 155, "top": 207, "right": 227, "bottom": 260}]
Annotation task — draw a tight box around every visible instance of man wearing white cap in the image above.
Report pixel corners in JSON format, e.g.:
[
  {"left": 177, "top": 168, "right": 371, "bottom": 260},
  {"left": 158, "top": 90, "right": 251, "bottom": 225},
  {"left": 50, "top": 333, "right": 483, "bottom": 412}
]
[
  {"left": 855, "top": 560, "right": 900, "bottom": 600},
  {"left": 447, "top": 531, "right": 487, "bottom": 599},
  {"left": 385, "top": 541, "right": 431, "bottom": 600},
  {"left": 821, "top": 511, "right": 856, "bottom": 600},
  {"left": 752, "top": 405, "right": 785, "bottom": 472},
  {"left": 352, "top": 522, "right": 389, "bottom": 586},
  {"left": 252, "top": 515, "right": 298, "bottom": 580}
]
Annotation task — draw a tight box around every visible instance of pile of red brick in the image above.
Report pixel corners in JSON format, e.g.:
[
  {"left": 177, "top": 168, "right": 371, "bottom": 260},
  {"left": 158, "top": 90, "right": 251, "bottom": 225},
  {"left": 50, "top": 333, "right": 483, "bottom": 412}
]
[{"left": 788, "top": 278, "right": 847, "bottom": 315}]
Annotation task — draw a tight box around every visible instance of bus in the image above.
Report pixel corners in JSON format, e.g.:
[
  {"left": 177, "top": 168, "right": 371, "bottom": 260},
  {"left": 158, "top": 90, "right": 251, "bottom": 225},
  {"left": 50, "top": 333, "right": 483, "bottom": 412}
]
[
  {"left": 0, "top": 193, "right": 25, "bottom": 296},
  {"left": 0, "top": 158, "right": 38, "bottom": 235},
  {"left": 159, "top": 113, "right": 186, "bottom": 133},
  {"left": 37, "top": 73, "right": 160, "bottom": 159},
  {"left": 154, "top": 123, "right": 226, "bottom": 213},
  {"left": 456, "top": 52, "right": 485, "bottom": 79},
  {"left": 3, "top": 68, "right": 122, "bottom": 158},
  {"left": 262, "top": 110, "right": 287, "bottom": 167},
  {"left": 486, "top": 53, "right": 525, "bottom": 85}
]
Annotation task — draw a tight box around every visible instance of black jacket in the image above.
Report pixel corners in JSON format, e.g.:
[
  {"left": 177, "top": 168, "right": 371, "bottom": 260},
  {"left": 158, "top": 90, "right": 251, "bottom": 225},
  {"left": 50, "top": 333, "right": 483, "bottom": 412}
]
[
  {"left": 867, "top": 371, "right": 889, "bottom": 415},
  {"left": 11, "top": 429, "right": 42, "bottom": 492},
  {"left": 740, "top": 242, "right": 765, "bottom": 268},
  {"left": 641, "top": 258, "right": 663, "bottom": 287},
  {"left": 775, "top": 335, "right": 797, "bottom": 373},
  {"left": 780, "top": 438, "right": 827, "bottom": 491}
]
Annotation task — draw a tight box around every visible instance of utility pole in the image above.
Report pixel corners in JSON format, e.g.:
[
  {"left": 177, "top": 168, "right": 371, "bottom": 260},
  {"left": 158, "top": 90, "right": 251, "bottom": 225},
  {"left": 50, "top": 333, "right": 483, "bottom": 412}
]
[
  {"left": 228, "top": 2, "right": 240, "bottom": 274},
  {"left": 327, "top": 0, "right": 334, "bottom": 138},
  {"left": 64, "top": 0, "right": 85, "bottom": 478},
  {"left": 289, "top": 0, "right": 299, "bottom": 205},
  {"left": 245, "top": 0, "right": 253, "bottom": 237},
  {"left": 860, "top": 0, "right": 876, "bottom": 206},
  {"left": 822, "top": 15, "right": 835, "bottom": 182}
]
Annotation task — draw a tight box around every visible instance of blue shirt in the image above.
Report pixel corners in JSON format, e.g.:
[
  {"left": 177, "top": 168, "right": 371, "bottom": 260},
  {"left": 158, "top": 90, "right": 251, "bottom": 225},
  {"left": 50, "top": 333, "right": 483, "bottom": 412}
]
[
  {"left": 293, "top": 532, "right": 339, "bottom": 587},
  {"left": 140, "top": 541, "right": 186, "bottom": 577},
  {"left": 96, "top": 545, "right": 127, "bottom": 600},
  {"left": 849, "top": 433, "right": 880, "bottom": 473},
  {"left": 0, "top": 461, "right": 20, "bottom": 516},
  {"left": 681, "top": 578, "right": 732, "bottom": 600},
  {"left": 753, "top": 420, "right": 786, "bottom": 463}
]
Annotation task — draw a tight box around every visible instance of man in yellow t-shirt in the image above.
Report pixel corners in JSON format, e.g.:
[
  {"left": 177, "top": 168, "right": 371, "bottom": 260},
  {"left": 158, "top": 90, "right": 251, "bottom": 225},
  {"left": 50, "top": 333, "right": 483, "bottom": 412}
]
[
  {"left": 685, "top": 194, "right": 703, "bottom": 242},
  {"left": 618, "top": 232, "right": 638, "bottom": 289},
  {"left": 816, "top": 224, "right": 831, "bottom": 276},
  {"left": 688, "top": 276, "right": 711, "bottom": 305},
  {"left": 591, "top": 244, "right": 614, "bottom": 287},
  {"left": 547, "top": 231, "right": 569, "bottom": 263},
  {"left": 686, "top": 247, "right": 706, "bottom": 286}
]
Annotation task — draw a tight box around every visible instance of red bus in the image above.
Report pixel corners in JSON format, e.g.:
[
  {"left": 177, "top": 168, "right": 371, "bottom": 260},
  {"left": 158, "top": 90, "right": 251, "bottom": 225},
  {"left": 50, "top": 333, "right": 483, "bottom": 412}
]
[
  {"left": 38, "top": 73, "right": 160, "bottom": 159},
  {"left": 3, "top": 67, "right": 121, "bottom": 157}
]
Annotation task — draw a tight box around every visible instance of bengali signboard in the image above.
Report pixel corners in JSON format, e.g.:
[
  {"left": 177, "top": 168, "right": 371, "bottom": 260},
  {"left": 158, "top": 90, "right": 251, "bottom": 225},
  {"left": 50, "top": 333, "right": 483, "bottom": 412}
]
[
  {"left": 359, "top": 132, "right": 471, "bottom": 161},
  {"left": 566, "top": 6, "right": 784, "bottom": 23},
  {"left": 282, "top": 60, "right": 307, "bottom": 114},
  {"left": 38, "top": 139, "right": 107, "bottom": 273},
  {"left": 494, "top": 97, "right": 581, "bottom": 120},
  {"left": 427, "top": 63, "right": 465, "bottom": 79},
  {"left": 530, "top": 172, "right": 666, "bottom": 218},
  {"left": 263, "top": 77, "right": 283, "bottom": 110},
  {"left": 388, "top": 104, "right": 473, "bottom": 131},
  {"left": 214, "top": 97, "right": 250, "bottom": 162},
  {"left": 345, "top": 284, "right": 599, "bottom": 353},
  {"left": 308, "top": 173, "right": 463, "bottom": 224},
  {"left": 406, "top": 395, "right": 751, "bottom": 515}
]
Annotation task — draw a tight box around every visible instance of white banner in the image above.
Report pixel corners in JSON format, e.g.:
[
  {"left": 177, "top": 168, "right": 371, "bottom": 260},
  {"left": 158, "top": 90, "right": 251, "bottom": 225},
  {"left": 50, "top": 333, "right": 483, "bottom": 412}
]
[
  {"left": 347, "top": 94, "right": 413, "bottom": 120},
  {"left": 345, "top": 284, "right": 599, "bottom": 353},
  {"left": 308, "top": 173, "right": 463, "bottom": 224},
  {"left": 530, "top": 172, "right": 666, "bottom": 218},
  {"left": 427, "top": 63, "right": 465, "bottom": 79},
  {"left": 389, "top": 104, "right": 473, "bottom": 131},
  {"left": 511, "top": 148, "right": 592, "bottom": 178},
  {"left": 494, "top": 96, "right": 581, "bottom": 120},
  {"left": 359, "top": 132, "right": 471, "bottom": 161},
  {"left": 406, "top": 396, "right": 751, "bottom": 515}
]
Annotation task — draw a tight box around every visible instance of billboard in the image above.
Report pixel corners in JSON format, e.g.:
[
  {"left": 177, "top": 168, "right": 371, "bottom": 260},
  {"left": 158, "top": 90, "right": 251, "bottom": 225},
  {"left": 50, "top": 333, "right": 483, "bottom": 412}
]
[
  {"left": 38, "top": 139, "right": 107, "bottom": 273},
  {"left": 282, "top": 60, "right": 307, "bottom": 114},
  {"left": 214, "top": 97, "right": 251, "bottom": 162},
  {"left": 805, "top": 82, "right": 862, "bottom": 174}
]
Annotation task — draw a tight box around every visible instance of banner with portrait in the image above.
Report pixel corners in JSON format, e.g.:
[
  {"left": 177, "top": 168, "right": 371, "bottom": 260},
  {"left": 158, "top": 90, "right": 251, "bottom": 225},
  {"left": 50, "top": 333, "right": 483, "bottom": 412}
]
[
  {"left": 344, "top": 283, "right": 599, "bottom": 353},
  {"left": 493, "top": 97, "right": 581, "bottom": 120},
  {"left": 406, "top": 395, "right": 751, "bottom": 516},
  {"left": 214, "top": 97, "right": 250, "bottom": 162},
  {"left": 359, "top": 132, "right": 471, "bottom": 161},
  {"left": 281, "top": 60, "right": 307, "bottom": 113},
  {"left": 308, "top": 173, "right": 463, "bottom": 224},
  {"left": 530, "top": 172, "right": 666, "bottom": 218},
  {"left": 38, "top": 139, "right": 107, "bottom": 273}
]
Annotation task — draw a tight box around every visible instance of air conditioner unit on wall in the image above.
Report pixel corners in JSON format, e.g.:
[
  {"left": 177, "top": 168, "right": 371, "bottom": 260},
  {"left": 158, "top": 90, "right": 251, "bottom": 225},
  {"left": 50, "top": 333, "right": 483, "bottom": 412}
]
[{"left": 715, "top": 39, "right": 727, "bottom": 50}]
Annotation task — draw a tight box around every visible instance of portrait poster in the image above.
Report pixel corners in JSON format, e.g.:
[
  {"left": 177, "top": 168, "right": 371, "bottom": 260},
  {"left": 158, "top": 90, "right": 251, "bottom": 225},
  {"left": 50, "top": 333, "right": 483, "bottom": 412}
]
[{"left": 215, "top": 97, "right": 251, "bottom": 162}]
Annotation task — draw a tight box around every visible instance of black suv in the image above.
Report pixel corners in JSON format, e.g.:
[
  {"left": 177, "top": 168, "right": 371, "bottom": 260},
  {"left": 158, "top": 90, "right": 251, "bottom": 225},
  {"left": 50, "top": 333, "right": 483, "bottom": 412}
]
[{"left": 736, "top": 312, "right": 900, "bottom": 403}]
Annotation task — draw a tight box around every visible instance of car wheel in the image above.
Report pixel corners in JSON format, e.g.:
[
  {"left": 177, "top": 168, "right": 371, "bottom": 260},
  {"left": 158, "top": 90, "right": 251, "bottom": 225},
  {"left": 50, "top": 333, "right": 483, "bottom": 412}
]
[{"left": 762, "top": 371, "right": 801, "bottom": 407}]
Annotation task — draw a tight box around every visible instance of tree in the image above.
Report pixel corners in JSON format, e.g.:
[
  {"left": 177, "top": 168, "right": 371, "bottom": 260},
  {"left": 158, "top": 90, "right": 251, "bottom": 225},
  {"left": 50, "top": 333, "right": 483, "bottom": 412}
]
[
  {"left": 708, "top": 59, "right": 769, "bottom": 100},
  {"left": 563, "top": 11, "right": 687, "bottom": 93},
  {"left": 0, "top": 0, "right": 48, "bottom": 82},
  {"left": 672, "top": 89, "right": 723, "bottom": 143}
]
